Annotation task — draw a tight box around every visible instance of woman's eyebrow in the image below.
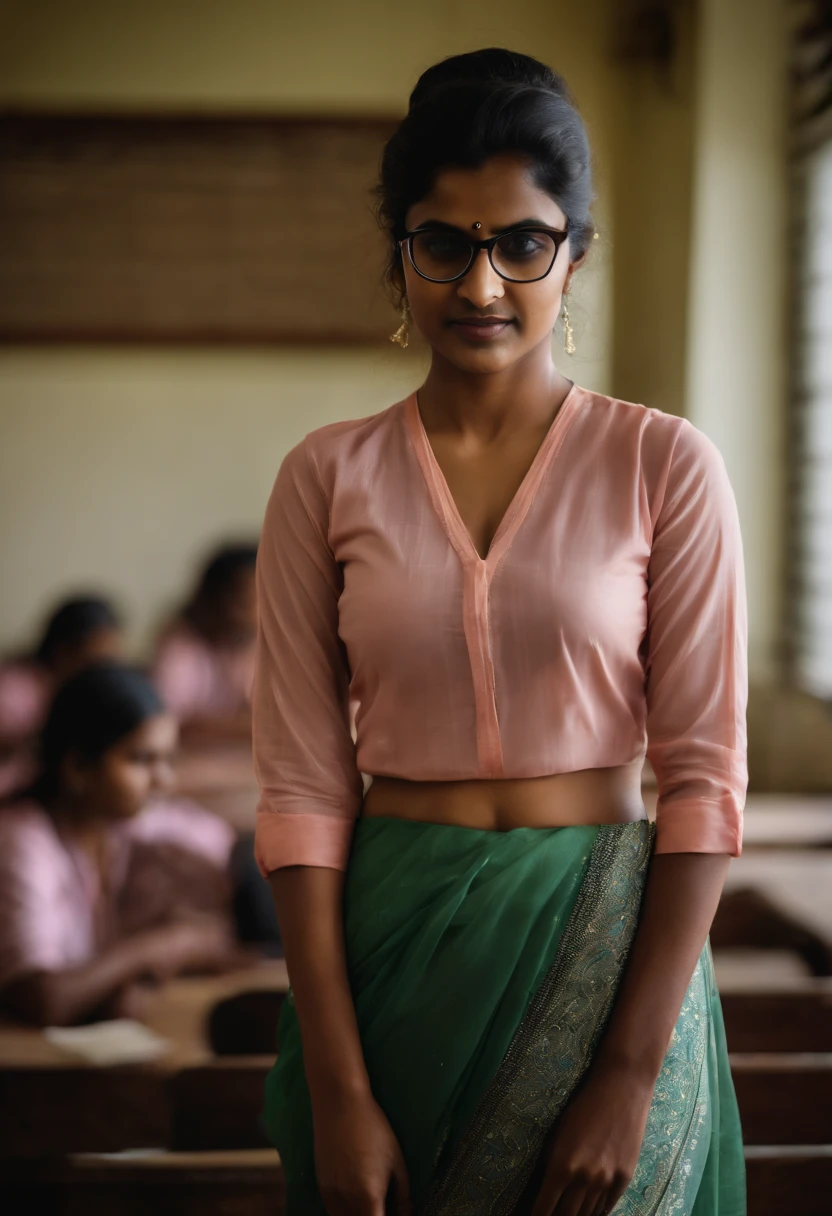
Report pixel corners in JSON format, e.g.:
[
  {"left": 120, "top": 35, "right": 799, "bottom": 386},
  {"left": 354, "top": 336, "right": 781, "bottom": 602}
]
[{"left": 491, "top": 216, "right": 561, "bottom": 233}]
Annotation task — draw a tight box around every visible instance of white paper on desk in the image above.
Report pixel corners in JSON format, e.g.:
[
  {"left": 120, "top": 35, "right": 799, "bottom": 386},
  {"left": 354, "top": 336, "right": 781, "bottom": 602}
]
[{"left": 44, "top": 1019, "right": 170, "bottom": 1066}]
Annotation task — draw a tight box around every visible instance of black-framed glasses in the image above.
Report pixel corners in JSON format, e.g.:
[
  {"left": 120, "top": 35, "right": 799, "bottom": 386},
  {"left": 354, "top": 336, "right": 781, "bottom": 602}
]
[{"left": 400, "top": 224, "right": 569, "bottom": 284}]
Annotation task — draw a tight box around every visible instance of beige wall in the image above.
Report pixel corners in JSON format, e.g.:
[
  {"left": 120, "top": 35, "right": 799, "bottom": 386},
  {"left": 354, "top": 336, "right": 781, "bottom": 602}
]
[
  {"left": 684, "top": 0, "right": 788, "bottom": 685},
  {"left": 608, "top": 0, "right": 698, "bottom": 422},
  {"left": 0, "top": 0, "right": 614, "bottom": 656}
]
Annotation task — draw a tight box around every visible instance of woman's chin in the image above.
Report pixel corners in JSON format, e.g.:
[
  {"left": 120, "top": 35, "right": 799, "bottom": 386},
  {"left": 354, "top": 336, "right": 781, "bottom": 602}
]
[{"left": 440, "top": 341, "right": 526, "bottom": 375}]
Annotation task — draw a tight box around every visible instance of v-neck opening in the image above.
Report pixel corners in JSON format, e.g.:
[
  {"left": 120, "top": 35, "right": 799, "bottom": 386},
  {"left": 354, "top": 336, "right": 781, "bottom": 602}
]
[{"left": 405, "top": 382, "right": 582, "bottom": 569}]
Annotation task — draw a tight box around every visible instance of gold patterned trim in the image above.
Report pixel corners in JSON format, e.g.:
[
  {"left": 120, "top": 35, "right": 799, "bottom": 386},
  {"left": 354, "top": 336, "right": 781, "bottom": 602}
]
[{"left": 424, "top": 820, "right": 656, "bottom": 1216}]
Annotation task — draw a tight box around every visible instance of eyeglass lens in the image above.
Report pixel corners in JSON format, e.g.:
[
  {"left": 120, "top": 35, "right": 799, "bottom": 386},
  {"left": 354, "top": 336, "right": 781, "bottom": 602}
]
[{"left": 409, "top": 229, "right": 559, "bottom": 283}]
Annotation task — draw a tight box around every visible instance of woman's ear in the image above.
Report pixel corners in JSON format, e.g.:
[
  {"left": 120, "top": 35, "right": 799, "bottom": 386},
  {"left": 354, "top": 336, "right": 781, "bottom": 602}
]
[{"left": 563, "top": 253, "right": 587, "bottom": 296}]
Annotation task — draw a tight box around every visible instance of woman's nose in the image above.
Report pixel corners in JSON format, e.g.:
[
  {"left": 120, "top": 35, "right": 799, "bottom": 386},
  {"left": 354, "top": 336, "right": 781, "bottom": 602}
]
[{"left": 457, "top": 248, "right": 505, "bottom": 309}]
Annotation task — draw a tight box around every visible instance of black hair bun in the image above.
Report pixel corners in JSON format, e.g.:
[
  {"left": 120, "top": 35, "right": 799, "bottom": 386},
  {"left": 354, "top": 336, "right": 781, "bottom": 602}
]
[{"left": 408, "top": 48, "right": 573, "bottom": 112}]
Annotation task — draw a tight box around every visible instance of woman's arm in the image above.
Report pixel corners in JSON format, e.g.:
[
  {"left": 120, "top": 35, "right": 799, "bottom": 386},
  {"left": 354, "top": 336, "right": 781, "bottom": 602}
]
[
  {"left": 271, "top": 865, "right": 411, "bottom": 1216},
  {"left": 597, "top": 852, "right": 729, "bottom": 1075},
  {"left": 1, "top": 919, "right": 238, "bottom": 1027},
  {"left": 531, "top": 853, "right": 729, "bottom": 1216},
  {"left": 534, "top": 421, "right": 748, "bottom": 1216},
  {"left": 253, "top": 443, "right": 412, "bottom": 1213}
]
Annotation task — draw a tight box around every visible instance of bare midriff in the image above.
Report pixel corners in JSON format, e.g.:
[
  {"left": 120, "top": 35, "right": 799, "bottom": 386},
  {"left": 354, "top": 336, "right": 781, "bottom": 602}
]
[{"left": 361, "top": 762, "right": 647, "bottom": 832}]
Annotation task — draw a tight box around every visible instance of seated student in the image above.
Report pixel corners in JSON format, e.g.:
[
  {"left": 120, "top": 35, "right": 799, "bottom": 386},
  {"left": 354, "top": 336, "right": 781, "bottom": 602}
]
[
  {"left": 0, "top": 595, "right": 123, "bottom": 801},
  {"left": 152, "top": 544, "right": 257, "bottom": 742},
  {"left": 0, "top": 661, "right": 242, "bottom": 1027}
]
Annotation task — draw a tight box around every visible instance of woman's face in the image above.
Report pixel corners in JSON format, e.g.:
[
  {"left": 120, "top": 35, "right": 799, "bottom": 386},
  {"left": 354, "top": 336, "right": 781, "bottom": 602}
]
[
  {"left": 401, "top": 153, "right": 580, "bottom": 375},
  {"left": 52, "top": 626, "right": 124, "bottom": 684},
  {"left": 220, "top": 568, "right": 258, "bottom": 643},
  {"left": 67, "top": 713, "right": 179, "bottom": 821}
]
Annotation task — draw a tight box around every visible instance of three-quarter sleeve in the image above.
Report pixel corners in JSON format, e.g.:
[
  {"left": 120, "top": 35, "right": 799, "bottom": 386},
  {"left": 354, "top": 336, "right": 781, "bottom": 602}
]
[
  {"left": 252, "top": 438, "right": 363, "bottom": 874},
  {"left": 644, "top": 419, "right": 748, "bottom": 856}
]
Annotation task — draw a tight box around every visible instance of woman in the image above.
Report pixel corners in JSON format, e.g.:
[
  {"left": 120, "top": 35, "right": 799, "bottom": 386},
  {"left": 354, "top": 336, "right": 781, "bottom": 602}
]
[
  {"left": 0, "top": 661, "right": 241, "bottom": 1026},
  {"left": 0, "top": 594, "right": 123, "bottom": 801},
  {"left": 152, "top": 543, "right": 258, "bottom": 741},
  {"left": 253, "top": 50, "right": 747, "bottom": 1216}
]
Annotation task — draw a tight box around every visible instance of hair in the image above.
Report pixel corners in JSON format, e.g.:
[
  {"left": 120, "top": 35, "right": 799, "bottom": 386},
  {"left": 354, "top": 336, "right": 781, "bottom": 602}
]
[
  {"left": 378, "top": 48, "right": 596, "bottom": 300},
  {"left": 187, "top": 544, "right": 258, "bottom": 612},
  {"left": 34, "top": 660, "right": 164, "bottom": 801},
  {"left": 33, "top": 595, "right": 121, "bottom": 667}
]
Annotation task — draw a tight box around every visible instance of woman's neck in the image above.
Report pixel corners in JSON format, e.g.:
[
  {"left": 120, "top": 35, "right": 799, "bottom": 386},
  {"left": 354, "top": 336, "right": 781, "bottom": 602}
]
[
  {"left": 46, "top": 797, "right": 110, "bottom": 858},
  {"left": 418, "top": 347, "right": 572, "bottom": 441}
]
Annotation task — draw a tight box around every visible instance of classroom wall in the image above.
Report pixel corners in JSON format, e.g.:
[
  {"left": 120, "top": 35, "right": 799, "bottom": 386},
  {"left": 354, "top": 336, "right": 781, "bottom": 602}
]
[
  {"left": 684, "top": 0, "right": 788, "bottom": 685},
  {"left": 0, "top": 0, "right": 614, "bottom": 656},
  {"left": 0, "top": 0, "right": 796, "bottom": 718}
]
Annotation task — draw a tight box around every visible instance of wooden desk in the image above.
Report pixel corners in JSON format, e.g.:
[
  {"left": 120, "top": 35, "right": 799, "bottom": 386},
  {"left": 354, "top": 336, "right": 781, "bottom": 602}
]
[
  {"left": 174, "top": 743, "right": 258, "bottom": 833},
  {"left": 0, "top": 962, "right": 288, "bottom": 1159}
]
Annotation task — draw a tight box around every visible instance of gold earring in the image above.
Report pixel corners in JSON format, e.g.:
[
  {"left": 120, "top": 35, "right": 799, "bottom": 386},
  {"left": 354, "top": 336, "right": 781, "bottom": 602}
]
[
  {"left": 390, "top": 300, "right": 410, "bottom": 349},
  {"left": 562, "top": 296, "right": 576, "bottom": 356}
]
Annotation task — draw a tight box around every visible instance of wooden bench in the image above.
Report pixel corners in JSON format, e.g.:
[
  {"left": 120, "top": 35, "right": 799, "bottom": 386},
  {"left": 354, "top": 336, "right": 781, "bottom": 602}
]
[
  {"left": 721, "top": 989, "right": 832, "bottom": 1052},
  {"left": 171, "top": 1058, "right": 273, "bottom": 1151},
  {"left": 745, "top": 1145, "right": 832, "bottom": 1216},
  {"left": 732, "top": 1054, "right": 832, "bottom": 1144},
  {"left": 0, "top": 962, "right": 287, "bottom": 1161},
  {"left": 0, "top": 1066, "right": 170, "bottom": 1159},
  {"left": 4, "top": 1149, "right": 285, "bottom": 1216},
  {"left": 6, "top": 1145, "right": 831, "bottom": 1216},
  {"left": 208, "top": 989, "right": 285, "bottom": 1056},
  {"left": 166, "top": 1051, "right": 832, "bottom": 1153}
]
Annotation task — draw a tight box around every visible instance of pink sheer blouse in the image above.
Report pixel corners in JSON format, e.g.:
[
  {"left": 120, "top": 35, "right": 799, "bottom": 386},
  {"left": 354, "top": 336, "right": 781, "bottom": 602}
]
[{"left": 253, "top": 384, "right": 748, "bottom": 874}]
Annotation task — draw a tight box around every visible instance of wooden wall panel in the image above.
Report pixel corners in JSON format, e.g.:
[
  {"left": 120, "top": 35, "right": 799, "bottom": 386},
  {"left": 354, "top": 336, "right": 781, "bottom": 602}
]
[{"left": 0, "top": 114, "right": 398, "bottom": 343}]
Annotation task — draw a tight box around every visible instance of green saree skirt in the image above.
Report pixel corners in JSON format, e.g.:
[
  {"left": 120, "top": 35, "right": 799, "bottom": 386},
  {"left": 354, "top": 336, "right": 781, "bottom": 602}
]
[{"left": 264, "top": 817, "right": 746, "bottom": 1215}]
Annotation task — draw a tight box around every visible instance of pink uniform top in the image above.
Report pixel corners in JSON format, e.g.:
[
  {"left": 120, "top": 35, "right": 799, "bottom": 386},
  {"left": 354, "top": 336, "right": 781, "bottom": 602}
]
[
  {"left": 152, "top": 623, "right": 255, "bottom": 720},
  {"left": 252, "top": 384, "right": 748, "bottom": 874},
  {"left": 0, "top": 661, "right": 51, "bottom": 800},
  {"left": 0, "top": 798, "right": 235, "bottom": 990}
]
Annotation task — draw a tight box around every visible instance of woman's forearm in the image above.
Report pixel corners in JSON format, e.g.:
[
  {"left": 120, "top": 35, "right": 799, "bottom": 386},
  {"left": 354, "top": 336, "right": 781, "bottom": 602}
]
[
  {"left": 269, "top": 865, "right": 372, "bottom": 1105},
  {"left": 1, "top": 940, "right": 155, "bottom": 1026},
  {"left": 595, "top": 851, "right": 731, "bottom": 1081}
]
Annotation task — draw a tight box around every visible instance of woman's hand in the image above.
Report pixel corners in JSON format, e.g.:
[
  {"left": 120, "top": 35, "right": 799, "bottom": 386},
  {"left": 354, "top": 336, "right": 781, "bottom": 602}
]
[
  {"left": 531, "top": 1059, "right": 655, "bottom": 1216},
  {"left": 130, "top": 918, "right": 246, "bottom": 982},
  {"left": 313, "top": 1089, "right": 411, "bottom": 1216}
]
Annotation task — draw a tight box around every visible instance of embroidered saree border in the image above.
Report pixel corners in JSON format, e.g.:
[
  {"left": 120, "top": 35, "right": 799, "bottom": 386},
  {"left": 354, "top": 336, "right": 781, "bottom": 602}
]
[{"left": 423, "top": 820, "right": 709, "bottom": 1216}]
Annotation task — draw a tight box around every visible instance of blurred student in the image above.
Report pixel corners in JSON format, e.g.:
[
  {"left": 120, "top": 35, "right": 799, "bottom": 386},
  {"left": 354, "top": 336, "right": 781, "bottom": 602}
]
[
  {"left": 0, "top": 595, "right": 123, "bottom": 801},
  {"left": 0, "top": 661, "right": 242, "bottom": 1027},
  {"left": 152, "top": 544, "right": 257, "bottom": 742}
]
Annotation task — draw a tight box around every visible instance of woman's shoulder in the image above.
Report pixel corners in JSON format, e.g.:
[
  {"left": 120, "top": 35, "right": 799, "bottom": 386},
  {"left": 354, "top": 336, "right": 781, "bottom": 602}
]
[
  {"left": 268, "top": 398, "right": 413, "bottom": 514},
  {"left": 0, "top": 799, "right": 59, "bottom": 856},
  {"left": 575, "top": 384, "right": 685, "bottom": 438},
  {"left": 280, "top": 398, "right": 410, "bottom": 477},
  {"left": 0, "top": 660, "right": 51, "bottom": 734},
  {"left": 575, "top": 386, "right": 722, "bottom": 479}
]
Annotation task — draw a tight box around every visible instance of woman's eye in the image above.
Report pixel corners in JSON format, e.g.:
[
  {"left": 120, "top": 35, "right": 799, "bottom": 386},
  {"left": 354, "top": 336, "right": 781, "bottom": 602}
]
[
  {"left": 423, "top": 234, "right": 468, "bottom": 261},
  {"left": 499, "top": 232, "right": 547, "bottom": 259}
]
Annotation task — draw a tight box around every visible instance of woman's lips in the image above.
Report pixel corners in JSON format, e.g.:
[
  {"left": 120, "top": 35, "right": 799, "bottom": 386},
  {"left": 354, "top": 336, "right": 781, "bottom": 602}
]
[{"left": 448, "top": 317, "right": 514, "bottom": 341}]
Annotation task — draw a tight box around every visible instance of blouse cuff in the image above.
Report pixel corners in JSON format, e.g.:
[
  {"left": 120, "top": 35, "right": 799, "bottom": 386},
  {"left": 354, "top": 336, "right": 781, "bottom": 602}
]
[
  {"left": 254, "top": 803, "right": 356, "bottom": 875},
  {"left": 653, "top": 796, "right": 743, "bottom": 857}
]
